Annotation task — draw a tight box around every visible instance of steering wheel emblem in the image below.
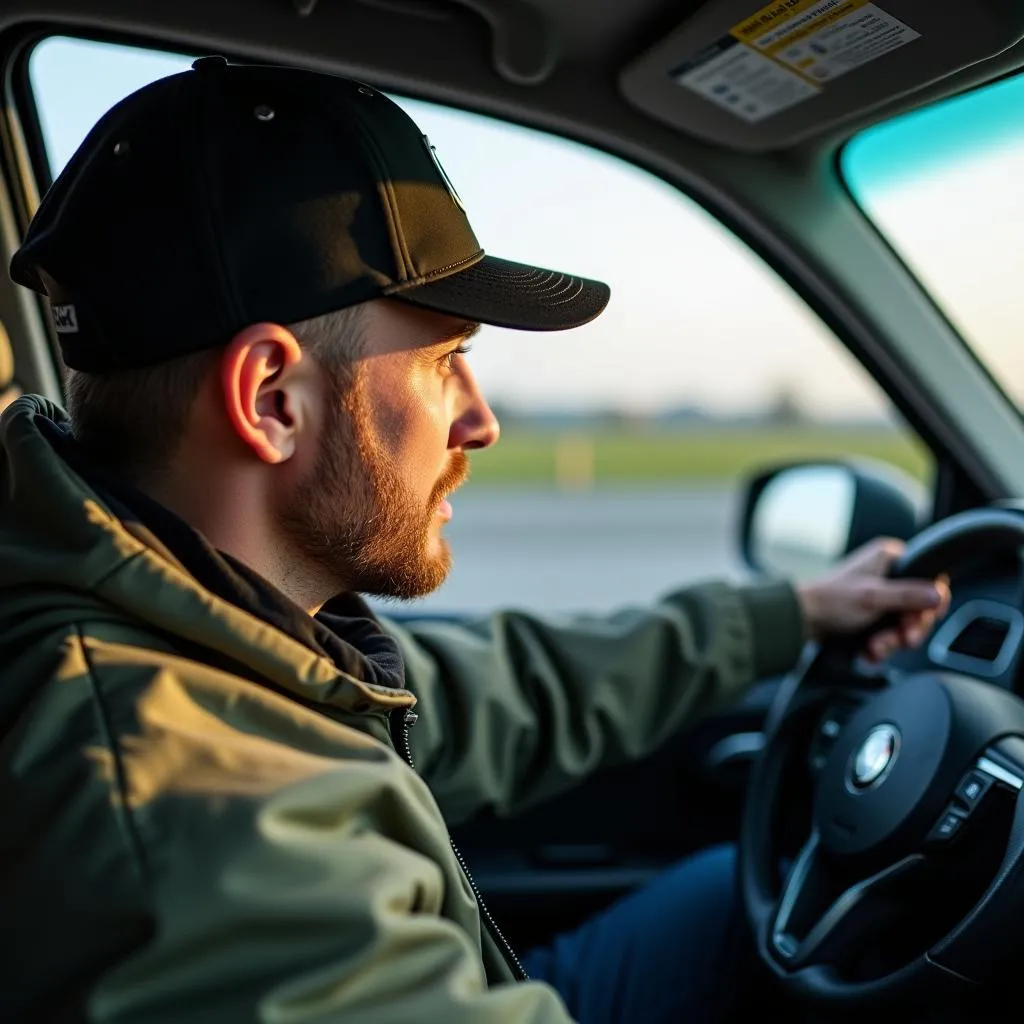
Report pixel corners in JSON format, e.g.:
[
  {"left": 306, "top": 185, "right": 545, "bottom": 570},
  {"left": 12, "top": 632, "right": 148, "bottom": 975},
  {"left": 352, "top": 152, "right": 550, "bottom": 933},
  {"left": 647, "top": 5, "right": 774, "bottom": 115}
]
[{"left": 850, "top": 724, "right": 900, "bottom": 790}]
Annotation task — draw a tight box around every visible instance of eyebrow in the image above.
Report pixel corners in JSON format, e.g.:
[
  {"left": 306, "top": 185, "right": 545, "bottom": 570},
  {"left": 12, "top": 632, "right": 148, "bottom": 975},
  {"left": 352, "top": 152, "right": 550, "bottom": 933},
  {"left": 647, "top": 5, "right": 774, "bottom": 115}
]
[{"left": 440, "top": 322, "right": 481, "bottom": 345}]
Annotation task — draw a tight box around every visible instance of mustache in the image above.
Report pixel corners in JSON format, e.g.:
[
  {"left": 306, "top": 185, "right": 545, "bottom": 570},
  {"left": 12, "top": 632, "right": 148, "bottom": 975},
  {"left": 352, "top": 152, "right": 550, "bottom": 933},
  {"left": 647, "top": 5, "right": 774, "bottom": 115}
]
[{"left": 431, "top": 450, "right": 470, "bottom": 506}]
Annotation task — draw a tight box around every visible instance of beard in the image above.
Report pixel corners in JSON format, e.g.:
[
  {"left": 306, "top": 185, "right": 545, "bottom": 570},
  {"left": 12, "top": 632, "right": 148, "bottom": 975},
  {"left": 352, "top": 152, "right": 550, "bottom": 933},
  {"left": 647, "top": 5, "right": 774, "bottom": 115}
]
[{"left": 277, "top": 370, "right": 469, "bottom": 601}]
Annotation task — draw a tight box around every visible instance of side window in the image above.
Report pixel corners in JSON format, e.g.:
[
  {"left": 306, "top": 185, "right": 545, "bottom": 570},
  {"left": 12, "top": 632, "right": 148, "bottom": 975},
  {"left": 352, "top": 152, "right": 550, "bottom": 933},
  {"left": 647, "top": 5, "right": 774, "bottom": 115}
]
[{"left": 28, "top": 36, "right": 932, "bottom": 614}]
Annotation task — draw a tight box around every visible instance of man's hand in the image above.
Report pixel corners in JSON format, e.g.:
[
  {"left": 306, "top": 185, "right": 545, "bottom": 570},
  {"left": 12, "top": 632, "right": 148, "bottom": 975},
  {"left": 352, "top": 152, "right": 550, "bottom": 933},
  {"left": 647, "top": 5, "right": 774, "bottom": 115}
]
[{"left": 797, "top": 537, "right": 952, "bottom": 662}]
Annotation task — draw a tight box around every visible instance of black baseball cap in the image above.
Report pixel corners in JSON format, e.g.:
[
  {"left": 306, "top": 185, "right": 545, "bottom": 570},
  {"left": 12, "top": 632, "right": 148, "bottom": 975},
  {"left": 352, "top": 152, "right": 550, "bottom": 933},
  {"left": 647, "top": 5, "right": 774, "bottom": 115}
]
[{"left": 10, "top": 55, "right": 610, "bottom": 372}]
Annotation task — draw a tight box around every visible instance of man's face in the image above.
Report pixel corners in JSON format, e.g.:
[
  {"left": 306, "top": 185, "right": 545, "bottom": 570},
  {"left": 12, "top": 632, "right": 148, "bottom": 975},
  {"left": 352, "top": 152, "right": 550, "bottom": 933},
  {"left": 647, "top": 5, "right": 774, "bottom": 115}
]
[{"left": 278, "top": 300, "right": 499, "bottom": 600}]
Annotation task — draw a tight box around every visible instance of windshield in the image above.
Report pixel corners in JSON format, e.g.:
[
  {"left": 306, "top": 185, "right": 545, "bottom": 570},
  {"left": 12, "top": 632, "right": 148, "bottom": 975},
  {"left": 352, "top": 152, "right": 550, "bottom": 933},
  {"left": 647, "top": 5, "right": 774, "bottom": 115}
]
[{"left": 843, "top": 72, "right": 1024, "bottom": 406}]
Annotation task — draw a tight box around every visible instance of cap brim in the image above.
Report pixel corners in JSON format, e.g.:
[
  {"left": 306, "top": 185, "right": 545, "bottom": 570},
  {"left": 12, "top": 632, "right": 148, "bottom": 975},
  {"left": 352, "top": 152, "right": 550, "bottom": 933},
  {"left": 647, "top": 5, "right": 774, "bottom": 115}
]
[{"left": 393, "top": 255, "right": 610, "bottom": 331}]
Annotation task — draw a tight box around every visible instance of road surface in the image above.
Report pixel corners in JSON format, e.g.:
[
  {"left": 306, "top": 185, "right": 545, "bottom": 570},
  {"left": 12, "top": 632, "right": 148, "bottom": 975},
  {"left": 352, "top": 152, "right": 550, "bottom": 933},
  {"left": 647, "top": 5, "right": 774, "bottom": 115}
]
[{"left": 370, "top": 486, "right": 751, "bottom": 618}]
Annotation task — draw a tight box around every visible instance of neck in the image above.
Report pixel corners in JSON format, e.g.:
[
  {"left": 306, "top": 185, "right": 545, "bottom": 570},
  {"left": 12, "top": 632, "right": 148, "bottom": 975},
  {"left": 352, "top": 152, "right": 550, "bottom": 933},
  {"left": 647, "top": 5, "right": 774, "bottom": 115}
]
[{"left": 140, "top": 466, "right": 345, "bottom": 615}]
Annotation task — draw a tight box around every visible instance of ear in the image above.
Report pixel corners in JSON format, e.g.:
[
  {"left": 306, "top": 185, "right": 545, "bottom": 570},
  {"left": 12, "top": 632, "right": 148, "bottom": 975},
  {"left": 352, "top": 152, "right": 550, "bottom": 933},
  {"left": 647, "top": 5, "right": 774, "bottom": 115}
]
[{"left": 219, "top": 323, "right": 306, "bottom": 464}]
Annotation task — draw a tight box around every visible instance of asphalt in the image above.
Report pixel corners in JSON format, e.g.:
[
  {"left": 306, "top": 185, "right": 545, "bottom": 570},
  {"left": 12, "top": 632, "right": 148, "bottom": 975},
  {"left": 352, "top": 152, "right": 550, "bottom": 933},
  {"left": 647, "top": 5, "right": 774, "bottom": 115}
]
[{"left": 370, "top": 486, "right": 750, "bottom": 618}]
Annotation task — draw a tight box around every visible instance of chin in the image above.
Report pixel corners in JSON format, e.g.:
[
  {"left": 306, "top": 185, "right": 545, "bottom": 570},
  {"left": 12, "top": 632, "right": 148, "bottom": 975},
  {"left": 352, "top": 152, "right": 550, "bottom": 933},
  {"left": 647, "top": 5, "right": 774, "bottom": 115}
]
[{"left": 420, "top": 543, "right": 454, "bottom": 591}]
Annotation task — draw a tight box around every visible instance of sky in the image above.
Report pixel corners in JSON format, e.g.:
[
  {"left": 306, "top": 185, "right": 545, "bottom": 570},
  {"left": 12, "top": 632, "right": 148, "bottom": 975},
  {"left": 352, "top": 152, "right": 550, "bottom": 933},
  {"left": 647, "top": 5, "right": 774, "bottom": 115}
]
[{"left": 27, "top": 36, "right": 1024, "bottom": 419}]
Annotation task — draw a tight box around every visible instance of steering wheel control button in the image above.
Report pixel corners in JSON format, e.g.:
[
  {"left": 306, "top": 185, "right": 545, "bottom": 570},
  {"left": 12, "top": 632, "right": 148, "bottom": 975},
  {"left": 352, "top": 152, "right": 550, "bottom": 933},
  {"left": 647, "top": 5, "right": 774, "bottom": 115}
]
[
  {"left": 954, "top": 769, "right": 992, "bottom": 811},
  {"left": 929, "top": 807, "right": 967, "bottom": 844},
  {"left": 976, "top": 753, "right": 1024, "bottom": 792},
  {"left": 810, "top": 710, "right": 844, "bottom": 773},
  {"left": 848, "top": 724, "right": 900, "bottom": 792},
  {"left": 821, "top": 717, "right": 842, "bottom": 739}
]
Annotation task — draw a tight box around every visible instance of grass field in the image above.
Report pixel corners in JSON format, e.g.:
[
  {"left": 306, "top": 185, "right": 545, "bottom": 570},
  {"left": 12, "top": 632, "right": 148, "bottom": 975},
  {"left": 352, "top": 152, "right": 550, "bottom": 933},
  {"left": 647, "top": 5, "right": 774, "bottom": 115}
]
[{"left": 463, "top": 425, "right": 930, "bottom": 487}]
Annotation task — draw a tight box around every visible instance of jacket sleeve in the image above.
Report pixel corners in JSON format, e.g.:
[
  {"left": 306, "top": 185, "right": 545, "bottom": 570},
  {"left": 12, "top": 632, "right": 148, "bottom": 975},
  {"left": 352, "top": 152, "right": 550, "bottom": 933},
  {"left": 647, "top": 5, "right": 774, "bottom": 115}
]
[
  {"left": 72, "top": 637, "right": 575, "bottom": 1024},
  {"left": 382, "top": 580, "right": 806, "bottom": 825}
]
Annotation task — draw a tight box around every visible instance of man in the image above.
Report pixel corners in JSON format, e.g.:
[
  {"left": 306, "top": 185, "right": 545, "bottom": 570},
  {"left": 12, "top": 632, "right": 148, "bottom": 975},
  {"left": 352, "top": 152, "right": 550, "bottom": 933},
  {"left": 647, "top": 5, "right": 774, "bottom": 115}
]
[{"left": 0, "top": 57, "right": 947, "bottom": 1023}]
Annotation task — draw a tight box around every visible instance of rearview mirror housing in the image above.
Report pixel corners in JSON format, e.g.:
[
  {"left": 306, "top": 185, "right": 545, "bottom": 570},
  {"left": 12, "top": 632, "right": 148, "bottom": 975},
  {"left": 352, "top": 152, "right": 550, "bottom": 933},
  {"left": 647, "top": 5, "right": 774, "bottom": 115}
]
[{"left": 739, "top": 460, "right": 925, "bottom": 581}]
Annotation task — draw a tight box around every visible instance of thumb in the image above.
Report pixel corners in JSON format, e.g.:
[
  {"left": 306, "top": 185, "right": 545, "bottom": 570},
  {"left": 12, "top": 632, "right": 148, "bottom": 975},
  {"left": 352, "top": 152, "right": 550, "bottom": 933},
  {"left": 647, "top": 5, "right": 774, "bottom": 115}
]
[{"left": 862, "top": 537, "right": 905, "bottom": 575}]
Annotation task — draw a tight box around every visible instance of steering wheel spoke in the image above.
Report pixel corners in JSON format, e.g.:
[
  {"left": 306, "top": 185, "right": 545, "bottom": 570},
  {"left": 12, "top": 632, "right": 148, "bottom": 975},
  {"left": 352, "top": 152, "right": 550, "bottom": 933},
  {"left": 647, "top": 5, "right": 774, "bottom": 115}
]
[{"left": 772, "top": 832, "right": 925, "bottom": 969}]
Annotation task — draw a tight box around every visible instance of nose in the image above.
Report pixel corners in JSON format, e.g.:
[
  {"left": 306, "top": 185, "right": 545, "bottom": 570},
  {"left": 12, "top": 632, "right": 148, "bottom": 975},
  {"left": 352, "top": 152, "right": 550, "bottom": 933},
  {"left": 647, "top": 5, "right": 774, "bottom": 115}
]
[{"left": 449, "top": 364, "right": 500, "bottom": 451}]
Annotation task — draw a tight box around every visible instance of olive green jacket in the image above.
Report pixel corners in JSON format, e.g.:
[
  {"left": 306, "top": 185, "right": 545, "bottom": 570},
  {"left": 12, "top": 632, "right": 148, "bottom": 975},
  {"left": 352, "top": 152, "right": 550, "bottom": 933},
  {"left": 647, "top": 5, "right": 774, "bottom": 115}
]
[{"left": 0, "top": 395, "right": 806, "bottom": 1022}]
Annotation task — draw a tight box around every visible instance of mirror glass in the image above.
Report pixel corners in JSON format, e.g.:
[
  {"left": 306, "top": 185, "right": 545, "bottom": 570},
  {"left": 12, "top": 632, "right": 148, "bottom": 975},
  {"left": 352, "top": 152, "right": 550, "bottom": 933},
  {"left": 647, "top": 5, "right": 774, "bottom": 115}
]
[{"left": 750, "top": 465, "right": 856, "bottom": 580}]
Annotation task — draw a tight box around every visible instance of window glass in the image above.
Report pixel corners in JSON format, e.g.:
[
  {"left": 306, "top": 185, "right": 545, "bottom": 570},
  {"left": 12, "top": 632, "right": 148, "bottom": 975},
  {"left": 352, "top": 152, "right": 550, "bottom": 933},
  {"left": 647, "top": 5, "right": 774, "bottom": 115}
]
[
  {"left": 843, "top": 74, "right": 1024, "bottom": 407},
  {"left": 29, "top": 36, "right": 930, "bottom": 612}
]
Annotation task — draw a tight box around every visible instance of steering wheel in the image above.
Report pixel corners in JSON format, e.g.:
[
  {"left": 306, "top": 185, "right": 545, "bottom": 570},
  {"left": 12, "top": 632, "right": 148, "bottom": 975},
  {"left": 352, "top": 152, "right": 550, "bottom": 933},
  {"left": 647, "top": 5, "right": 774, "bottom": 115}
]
[{"left": 740, "top": 507, "right": 1024, "bottom": 1009}]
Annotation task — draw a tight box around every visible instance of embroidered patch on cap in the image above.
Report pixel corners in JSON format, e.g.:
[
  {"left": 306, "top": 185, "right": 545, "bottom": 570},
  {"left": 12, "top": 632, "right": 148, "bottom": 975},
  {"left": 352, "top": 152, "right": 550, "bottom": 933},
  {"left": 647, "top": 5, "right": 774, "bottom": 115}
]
[{"left": 51, "top": 304, "right": 79, "bottom": 334}]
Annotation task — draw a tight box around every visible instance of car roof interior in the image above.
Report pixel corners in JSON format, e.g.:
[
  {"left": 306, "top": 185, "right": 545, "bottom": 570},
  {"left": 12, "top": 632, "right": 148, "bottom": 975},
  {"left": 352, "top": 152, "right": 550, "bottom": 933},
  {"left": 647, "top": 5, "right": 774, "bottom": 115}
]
[
  {"left": 2, "top": 0, "right": 1024, "bottom": 493},
  {"left": 8, "top": 1, "right": 1019, "bottom": 154}
]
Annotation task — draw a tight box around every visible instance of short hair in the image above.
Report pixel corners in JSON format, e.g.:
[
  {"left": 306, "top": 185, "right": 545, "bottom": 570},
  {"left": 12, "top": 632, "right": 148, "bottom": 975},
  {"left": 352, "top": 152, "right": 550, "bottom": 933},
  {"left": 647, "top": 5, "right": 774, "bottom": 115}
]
[{"left": 64, "top": 304, "right": 365, "bottom": 481}]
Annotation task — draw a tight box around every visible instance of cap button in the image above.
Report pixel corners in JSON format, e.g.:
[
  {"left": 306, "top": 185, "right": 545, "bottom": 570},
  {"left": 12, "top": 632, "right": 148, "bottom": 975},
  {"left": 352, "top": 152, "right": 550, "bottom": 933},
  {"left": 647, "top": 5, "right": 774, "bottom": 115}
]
[{"left": 192, "top": 55, "right": 229, "bottom": 73}]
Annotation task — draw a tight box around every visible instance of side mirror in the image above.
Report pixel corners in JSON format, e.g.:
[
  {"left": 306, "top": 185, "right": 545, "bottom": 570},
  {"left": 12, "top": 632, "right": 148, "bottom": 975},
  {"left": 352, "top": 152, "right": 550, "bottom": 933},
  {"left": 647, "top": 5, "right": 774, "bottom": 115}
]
[{"left": 739, "top": 461, "right": 925, "bottom": 581}]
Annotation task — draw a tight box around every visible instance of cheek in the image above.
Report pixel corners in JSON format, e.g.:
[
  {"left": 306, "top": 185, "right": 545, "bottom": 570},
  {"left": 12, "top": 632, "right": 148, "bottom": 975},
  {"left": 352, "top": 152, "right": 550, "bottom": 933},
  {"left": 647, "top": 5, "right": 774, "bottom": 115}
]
[
  {"left": 286, "top": 401, "right": 335, "bottom": 491},
  {"left": 368, "top": 372, "right": 452, "bottom": 489}
]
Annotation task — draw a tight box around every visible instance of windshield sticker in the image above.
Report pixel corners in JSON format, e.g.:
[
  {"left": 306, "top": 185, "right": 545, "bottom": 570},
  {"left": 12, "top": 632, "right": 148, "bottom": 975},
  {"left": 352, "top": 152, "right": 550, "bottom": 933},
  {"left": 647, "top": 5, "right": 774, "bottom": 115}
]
[{"left": 672, "top": 0, "right": 920, "bottom": 122}]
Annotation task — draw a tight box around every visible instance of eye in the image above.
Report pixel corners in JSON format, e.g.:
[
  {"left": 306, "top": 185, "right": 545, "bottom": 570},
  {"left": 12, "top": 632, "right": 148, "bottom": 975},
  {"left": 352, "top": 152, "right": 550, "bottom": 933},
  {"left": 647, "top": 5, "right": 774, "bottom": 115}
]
[{"left": 440, "top": 341, "right": 473, "bottom": 372}]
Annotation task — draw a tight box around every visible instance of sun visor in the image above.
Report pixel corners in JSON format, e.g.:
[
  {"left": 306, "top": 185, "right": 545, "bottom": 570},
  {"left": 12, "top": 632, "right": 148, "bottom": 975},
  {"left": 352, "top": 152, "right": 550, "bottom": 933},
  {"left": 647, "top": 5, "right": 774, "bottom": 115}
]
[{"left": 620, "top": 0, "right": 1024, "bottom": 151}]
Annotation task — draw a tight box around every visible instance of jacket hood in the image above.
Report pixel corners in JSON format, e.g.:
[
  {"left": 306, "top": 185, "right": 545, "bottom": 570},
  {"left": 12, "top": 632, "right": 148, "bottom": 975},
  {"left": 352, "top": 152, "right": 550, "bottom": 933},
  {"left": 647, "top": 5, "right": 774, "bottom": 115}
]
[{"left": 0, "top": 394, "right": 414, "bottom": 717}]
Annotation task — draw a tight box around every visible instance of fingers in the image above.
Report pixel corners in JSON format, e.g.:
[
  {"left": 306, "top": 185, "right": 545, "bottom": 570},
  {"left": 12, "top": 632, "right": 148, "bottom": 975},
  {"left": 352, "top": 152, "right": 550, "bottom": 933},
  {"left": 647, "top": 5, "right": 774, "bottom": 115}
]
[
  {"left": 862, "top": 578, "right": 944, "bottom": 615},
  {"left": 860, "top": 537, "right": 906, "bottom": 575},
  {"left": 865, "top": 574, "right": 952, "bottom": 662},
  {"left": 867, "top": 614, "right": 933, "bottom": 661},
  {"left": 900, "top": 610, "right": 936, "bottom": 648},
  {"left": 867, "top": 619, "right": 932, "bottom": 662},
  {"left": 866, "top": 629, "right": 902, "bottom": 662}
]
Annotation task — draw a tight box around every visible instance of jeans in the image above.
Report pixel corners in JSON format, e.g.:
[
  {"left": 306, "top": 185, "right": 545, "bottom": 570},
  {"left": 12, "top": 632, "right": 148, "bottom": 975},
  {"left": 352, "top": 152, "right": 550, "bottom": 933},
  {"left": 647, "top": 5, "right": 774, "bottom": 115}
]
[{"left": 521, "top": 844, "right": 764, "bottom": 1024}]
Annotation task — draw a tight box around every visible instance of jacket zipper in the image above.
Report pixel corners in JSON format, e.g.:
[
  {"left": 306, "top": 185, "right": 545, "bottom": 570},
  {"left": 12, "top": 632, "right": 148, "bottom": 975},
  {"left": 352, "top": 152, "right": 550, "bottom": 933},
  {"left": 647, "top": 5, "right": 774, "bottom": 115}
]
[{"left": 391, "top": 707, "right": 528, "bottom": 982}]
